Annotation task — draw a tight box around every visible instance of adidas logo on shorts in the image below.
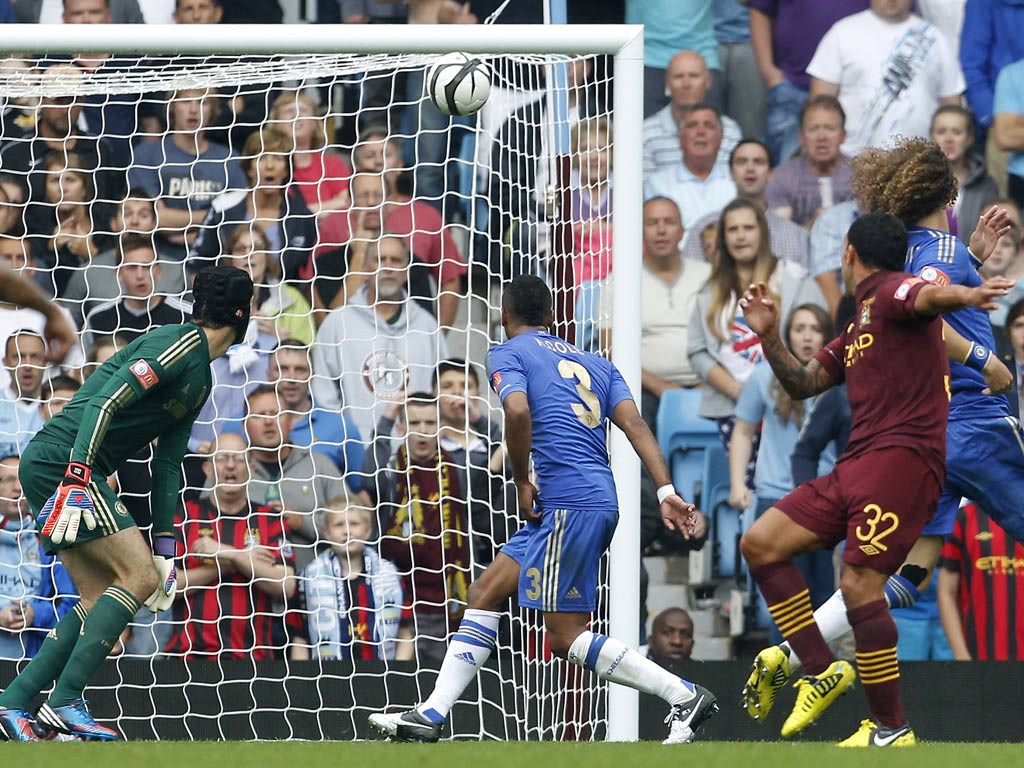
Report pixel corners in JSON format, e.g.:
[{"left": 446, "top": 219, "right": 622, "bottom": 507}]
[{"left": 564, "top": 587, "right": 582, "bottom": 600}]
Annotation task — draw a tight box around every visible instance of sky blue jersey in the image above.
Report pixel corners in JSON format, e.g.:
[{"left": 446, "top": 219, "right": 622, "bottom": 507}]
[
  {"left": 906, "top": 226, "right": 1011, "bottom": 422},
  {"left": 487, "top": 330, "right": 634, "bottom": 511}
]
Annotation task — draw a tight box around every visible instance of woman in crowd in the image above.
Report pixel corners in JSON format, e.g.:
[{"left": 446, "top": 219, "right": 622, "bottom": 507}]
[
  {"left": 269, "top": 91, "right": 352, "bottom": 216},
  {"left": 220, "top": 224, "right": 315, "bottom": 346},
  {"left": 687, "top": 197, "right": 806, "bottom": 456},
  {"left": 35, "top": 152, "right": 102, "bottom": 298},
  {"left": 190, "top": 128, "right": 317, "bottom": 284},
  {"left": 728, "top": 303, "right": 836, "bottom": 640},
  {"left": 930, "top": 105, "right": 998, "bottom": 245}
]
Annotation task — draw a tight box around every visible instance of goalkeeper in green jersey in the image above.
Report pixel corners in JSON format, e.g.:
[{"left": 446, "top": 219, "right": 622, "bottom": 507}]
[{"left": 0, "top": 266, "right": 254, "bottom": 742}]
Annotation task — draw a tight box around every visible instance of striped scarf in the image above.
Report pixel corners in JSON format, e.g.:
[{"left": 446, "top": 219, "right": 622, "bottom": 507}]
[{"left": 385, "top": 445, "right": 470, "bottom": 618}]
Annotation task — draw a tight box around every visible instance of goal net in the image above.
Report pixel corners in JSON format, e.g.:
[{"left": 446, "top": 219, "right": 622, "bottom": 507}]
[{"left": 0, "top": 25, "right": 643, "bottom": 741}]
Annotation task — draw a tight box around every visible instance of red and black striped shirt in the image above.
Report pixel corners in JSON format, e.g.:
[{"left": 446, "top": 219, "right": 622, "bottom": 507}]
[
  {"left": 165, "top": 498, "right": 294, "bottom": 660},
  {"left": 939, "top": 503, "right": 1024, "bottom": 660}
]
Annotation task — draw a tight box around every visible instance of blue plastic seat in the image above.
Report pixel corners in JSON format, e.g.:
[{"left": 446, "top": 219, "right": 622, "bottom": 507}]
[{"left": 656, "top": 389, "right": 718, "bottom": 508}]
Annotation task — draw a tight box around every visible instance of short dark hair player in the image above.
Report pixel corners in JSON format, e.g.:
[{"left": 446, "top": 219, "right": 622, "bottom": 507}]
[
  {"left": 737, "top": 213, "right": 1012, "bottom": 747},
  {"left": 368, "top": 276, "right": 718, "bottom": 745}
]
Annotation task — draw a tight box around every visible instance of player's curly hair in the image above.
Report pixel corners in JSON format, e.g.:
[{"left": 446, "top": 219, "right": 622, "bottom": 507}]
[{"left": 851, "top": 137, "right": 958, "bottom": 225}]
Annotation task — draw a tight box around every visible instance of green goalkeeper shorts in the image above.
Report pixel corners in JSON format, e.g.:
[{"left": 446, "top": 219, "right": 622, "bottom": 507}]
[{"left": 20, "top": 440, "right": 138, "bottom": 554}]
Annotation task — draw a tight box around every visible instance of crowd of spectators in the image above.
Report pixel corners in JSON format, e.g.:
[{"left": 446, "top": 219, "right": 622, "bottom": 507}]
[{"left": 1, "top": 0, "right": 1024, "bottom": 666}]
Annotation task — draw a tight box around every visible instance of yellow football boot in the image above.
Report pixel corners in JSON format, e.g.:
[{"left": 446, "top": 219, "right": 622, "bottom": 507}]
[
  {"left": 837, "top": 719, "right": 917, "bottom": 747},
  {"left": 780, "top": 659, "right": 856, "bottom": 739},
  {"left": 741, "top": 645, "right": 791, "bottom": 722}
]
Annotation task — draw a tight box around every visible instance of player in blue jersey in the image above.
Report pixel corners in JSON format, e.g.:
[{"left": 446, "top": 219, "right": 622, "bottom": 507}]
[
  {"left": 369, "top": 276, "right": 717, "bottom": 744},
  {"left": 742, "top": 138, "right": 1021, "bottom": 723}
]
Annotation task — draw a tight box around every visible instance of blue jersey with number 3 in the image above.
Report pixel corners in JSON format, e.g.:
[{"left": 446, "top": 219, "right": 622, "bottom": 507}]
[
  {"left": 487, "top": 330, "right": 634, "bottom": 511},
  {"left": 906, "top": 226, "right": 1011, "bottom": 422}
]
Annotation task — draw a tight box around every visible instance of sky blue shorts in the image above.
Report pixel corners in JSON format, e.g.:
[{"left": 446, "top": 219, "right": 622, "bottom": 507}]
[{"left": 501, "top": 507, "right": 617, "bottom": 613}]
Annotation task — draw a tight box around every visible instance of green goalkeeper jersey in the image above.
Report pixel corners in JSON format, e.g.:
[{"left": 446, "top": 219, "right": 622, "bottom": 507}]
[{"left": 34, "top": 323, "right": 213, "bottom": 536}]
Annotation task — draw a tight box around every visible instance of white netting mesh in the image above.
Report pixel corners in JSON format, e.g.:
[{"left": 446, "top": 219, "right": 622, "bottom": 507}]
[{"left": 0, "top": 45, "right": 618, "bottom": 741}]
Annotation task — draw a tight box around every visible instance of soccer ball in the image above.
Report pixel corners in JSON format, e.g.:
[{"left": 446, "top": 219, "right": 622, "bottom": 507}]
[{"left": 426, "top": 52, "right": 491, "bottom": 117}]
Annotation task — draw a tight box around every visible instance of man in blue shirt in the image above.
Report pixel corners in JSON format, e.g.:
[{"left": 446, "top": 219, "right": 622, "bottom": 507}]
[
  {"left": 369, "top": 276, "right": 717, "bottom": 745},
  {"left": 128, "top": 89, "right": 246, "bottom": 252}
]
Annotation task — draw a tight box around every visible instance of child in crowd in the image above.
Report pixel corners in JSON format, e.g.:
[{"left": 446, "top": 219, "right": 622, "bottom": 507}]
[{"left": 291, "top": 500, "right": 412, "bottom": 661}]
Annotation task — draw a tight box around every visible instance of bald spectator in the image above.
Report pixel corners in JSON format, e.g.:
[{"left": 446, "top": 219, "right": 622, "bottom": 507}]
[
  {"left": 807, "top": 0, "right": 964, "bottom": 157},
  {"left": 600, "top": 197, "right": 711, "bottom": 434},
  {"left": 749, "top": 0, "right": 868, "bottom": 164},
  {"left": 683, "top": 139, "right": 809, "bottom": 268},
  {"left": 765, "top": 95, "right": 854, "bottom": 227},
  {"left": 627, "top": 0, "right": 720, "bottom": 117},
  {"left": 643, "top": 51, "right": 742, "bottom": 177},
  {"left": 638, "top": 605, "right": 702, "bottom": 741},
  {"left": 312, "top": 235, "right": 449, "bottom": 441},
  {"left": 647, "top": 608, "right": 695, "bottom": 665},
  {"left": 644, "top": 105, "right": 737, "bottom": 230}
]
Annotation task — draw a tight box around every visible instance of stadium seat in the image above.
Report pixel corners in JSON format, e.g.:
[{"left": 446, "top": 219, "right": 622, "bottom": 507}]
[
  {"left": 705, "top": 446, "right": 743, "bottom": 581},
  {"left": 656, "top": 389, "right": 718, "bottom": 508}
]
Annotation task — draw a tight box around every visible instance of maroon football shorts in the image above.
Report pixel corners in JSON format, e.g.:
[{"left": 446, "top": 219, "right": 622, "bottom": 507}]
[{"left": 774, "top": 446, "right": 945, "bottom": 574}]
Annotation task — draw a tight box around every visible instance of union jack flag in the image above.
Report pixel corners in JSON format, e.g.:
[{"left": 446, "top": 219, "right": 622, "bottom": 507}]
[{"left": 730, "top": 317, "right": 764, "bottom": 364}]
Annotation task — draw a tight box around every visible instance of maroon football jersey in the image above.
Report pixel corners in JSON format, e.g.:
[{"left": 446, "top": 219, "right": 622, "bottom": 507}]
[{"left": 816, "top": 270, "right": 949, "bottom": 470}]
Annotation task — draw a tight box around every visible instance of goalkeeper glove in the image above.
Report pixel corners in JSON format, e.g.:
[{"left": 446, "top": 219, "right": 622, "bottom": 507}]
[
  {"left": 39, "top": 463, "right": 98, "bottom": 545},
  {"left": 145, "top": 535, "right": 177, "bottom": 613}
]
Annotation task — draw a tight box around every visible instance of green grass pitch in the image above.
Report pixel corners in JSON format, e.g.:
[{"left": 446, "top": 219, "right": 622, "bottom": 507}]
[{"left": 2, "top": 741, "right": 1018, "bottom": 767}]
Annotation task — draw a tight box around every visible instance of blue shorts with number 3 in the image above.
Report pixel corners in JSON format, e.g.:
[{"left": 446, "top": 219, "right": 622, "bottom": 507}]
[{"left": 501, "top": 507, "right": 618, "bottom": 612}]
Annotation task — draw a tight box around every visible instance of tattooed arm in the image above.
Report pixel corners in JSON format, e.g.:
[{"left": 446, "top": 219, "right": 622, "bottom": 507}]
[{"left": 740, "top": 282, "right": 837, "bottom": 400}]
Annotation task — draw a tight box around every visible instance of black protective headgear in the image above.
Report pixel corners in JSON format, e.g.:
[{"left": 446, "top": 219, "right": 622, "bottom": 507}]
[{"left": 191, "top": 265, "right": 254, "bottom": 345}]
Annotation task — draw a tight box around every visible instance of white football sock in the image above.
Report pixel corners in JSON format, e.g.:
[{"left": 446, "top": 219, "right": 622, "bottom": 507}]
[
  {"left": 418, "top": 609, "right": 500, "bottom": 722},
  {"left": 567, "top": 630, "right": 696, "bottom": 706},
  {"left": 785, "top": 589, "right": 849, "bottom": 671},
  {"left": 785, "top": 573, "right": 922, "bottom": 671}
]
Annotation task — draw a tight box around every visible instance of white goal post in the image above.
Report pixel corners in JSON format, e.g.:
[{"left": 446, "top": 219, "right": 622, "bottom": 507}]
[{"left": 1, "top": 22, "right": 644, "bottom": 742}]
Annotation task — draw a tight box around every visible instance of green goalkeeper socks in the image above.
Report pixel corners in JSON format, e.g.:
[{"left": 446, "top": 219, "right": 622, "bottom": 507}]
[
  {"left": 49, "top": 585, "right": 141, "bottom": 707},
  {"left": 0, "top": 603, "right": 87, "bottom": 709}
]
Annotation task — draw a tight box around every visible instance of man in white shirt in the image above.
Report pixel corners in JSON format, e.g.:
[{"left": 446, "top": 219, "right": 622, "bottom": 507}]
[
  {"left": 644, "top": 105, "right": 738, "bottom": 230},
  {"left": 643, "top": 51, "right": 742, "bottom": 177},
  {"left": 599, "top": 196, "right": 711, "bottom": 431},
  {"left": 807, "top": 0, "right": 964, "bottom": 157}
]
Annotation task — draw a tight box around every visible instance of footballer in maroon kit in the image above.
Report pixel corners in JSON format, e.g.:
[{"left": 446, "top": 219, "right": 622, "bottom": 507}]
[{"left": 737, "top": 212, "right": 1013, "bottom": 748}]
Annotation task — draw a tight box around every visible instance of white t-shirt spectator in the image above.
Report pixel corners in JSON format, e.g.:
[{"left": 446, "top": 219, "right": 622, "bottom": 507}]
[{"left": 807, "top": 10, "right": 964, "bottom": 157}]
